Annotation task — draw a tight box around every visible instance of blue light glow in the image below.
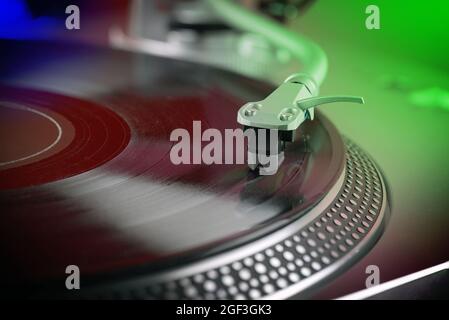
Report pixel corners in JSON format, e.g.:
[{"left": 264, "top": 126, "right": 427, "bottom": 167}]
[{"left": 0, "top": 0, "right": 60, "bottom": 39}]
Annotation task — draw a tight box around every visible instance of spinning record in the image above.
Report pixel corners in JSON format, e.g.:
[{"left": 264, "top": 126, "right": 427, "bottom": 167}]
[{"left": 0, "top": 40, "right": 387, "bottom": 299}]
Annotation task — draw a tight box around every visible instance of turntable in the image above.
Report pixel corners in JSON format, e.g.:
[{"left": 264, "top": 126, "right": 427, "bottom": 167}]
[{"left": 1, "top": 0, "right": 448, "bottom": 300}]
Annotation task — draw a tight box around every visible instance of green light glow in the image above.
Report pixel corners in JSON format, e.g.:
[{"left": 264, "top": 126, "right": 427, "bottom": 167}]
[
  {"left": 205, "top": 0, "right": 328, "bottom": 86},
  {"left": 409, "top": 87, "right": 449, "bottom": 112},
  {"left": 208, "top": 0, "right": 449, "bottom": 208}
]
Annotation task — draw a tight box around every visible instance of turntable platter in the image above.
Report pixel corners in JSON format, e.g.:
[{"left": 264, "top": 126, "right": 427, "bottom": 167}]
[{"left": 0, "top": 40, "right": 387, "bottom": 299}]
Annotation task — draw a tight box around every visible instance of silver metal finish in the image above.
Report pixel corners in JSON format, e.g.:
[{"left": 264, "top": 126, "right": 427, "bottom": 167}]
[
  {"left": 237, "top": 74, "right": 364, "bottom": 174},
  {"left": 218, "top": 73, "right": 365, "bottom": 131},
  {"left": 338, "top": 261, "right": 449, "bottom": 300},
  {"left": 77, "top": 140, "right": 388, "bottom": 299},
  {"left": 98, "top": 2, "right": 389, "bottom": 299},
  {"left": 238, "top": 77, "right": 315, "bottom": 131}
]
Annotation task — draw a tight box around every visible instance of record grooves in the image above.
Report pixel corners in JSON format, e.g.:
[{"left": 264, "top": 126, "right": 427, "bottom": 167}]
[
  {"left": 0, "top": 40, "right": 388, "bottom": 299},
  {"left": 0, "top": 86, "right": 131, "bottom": 189}
]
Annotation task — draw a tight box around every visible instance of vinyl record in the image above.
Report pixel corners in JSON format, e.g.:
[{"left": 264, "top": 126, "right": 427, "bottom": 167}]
[{"left": 0, "top": 40, "right": 387, "bottom": 299}]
